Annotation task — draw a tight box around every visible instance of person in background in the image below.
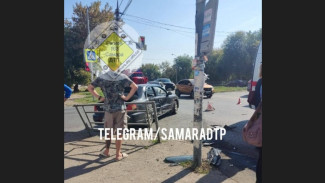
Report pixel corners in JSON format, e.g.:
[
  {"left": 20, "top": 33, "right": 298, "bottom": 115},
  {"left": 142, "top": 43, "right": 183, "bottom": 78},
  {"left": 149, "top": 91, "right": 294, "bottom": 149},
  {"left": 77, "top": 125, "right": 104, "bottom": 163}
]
[
  {"left": 253, "top": 64, "right": 262, "bottom": 108},
  {"left": 64, "top": 84, "right": 73, "bottom": 102},
  {"left": 253, "top": 63, "right": 262, "bottom": 183}
]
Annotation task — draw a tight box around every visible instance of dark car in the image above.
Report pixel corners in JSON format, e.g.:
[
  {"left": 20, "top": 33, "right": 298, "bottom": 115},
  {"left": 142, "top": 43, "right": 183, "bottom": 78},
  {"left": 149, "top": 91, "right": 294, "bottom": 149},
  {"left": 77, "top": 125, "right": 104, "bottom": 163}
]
[
  {"left": 147, "top": 81, "right": 165, "bottom": 88},
  {"left": 154, "top": 78, "right": 176, "bottom": 91},
  {"left": 93, "top": 84, "right": 179, "bottom": 126},
  {"left": 225, "top": 80, "right": 247, "bottom": 87}
]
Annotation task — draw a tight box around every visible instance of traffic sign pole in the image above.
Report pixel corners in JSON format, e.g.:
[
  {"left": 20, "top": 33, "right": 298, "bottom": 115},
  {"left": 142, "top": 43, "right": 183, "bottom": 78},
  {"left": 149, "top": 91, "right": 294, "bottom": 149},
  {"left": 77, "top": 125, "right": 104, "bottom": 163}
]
[
  {"left": 87, "top": 7, "right": 94, "bottom": 101},
  {"left": 193, "top": 0, "right": 219, "bottom": 168},
  {"left": 193, "top": 0, "right": 205, "bottom": 169}
]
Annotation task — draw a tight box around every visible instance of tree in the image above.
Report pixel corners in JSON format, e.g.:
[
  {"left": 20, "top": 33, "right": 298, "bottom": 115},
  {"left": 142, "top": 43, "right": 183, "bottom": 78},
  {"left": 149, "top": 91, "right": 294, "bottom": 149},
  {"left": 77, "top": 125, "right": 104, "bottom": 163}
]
[
  {"left": 64, "top": 1, "right": 114, "bottom": 88},
  {"left": 205, "top": 49, "right": 223, "bottom": 85},
  {"left": 159, "top": 61, "right": 171, "bottom": 74},
  {"left": 172, "top": 55, "right": 193, "bottom": 83},
  {"left": 217, "top": 30, "right": 261, "bottom": 82},
  {"left": 140, "top": 63, "right": 161, "bottom": 81}
]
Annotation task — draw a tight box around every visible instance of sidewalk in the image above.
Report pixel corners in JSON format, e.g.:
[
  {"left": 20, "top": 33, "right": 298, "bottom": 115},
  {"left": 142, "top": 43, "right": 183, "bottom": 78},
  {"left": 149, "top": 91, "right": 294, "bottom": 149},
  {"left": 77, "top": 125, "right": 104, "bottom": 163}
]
[{"left": 64, "top": 130, "right": 256, "bottom": 183}]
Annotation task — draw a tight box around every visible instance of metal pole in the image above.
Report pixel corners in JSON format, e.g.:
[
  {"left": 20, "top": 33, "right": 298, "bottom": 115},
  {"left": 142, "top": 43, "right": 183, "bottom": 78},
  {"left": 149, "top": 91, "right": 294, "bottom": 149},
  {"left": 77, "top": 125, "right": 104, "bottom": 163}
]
[
  {"left": 87, "top": 7, "right": 95, "bottom": 101},
  {"left": 151, "top": 102, "right": 161, "bottom": 143},
  {"left": 74, "top": 105, "right": 92, "bottom": 136},
  {"left": 176, "top": 66, "right": 177, "bottom": 83},
  {"left": 115, "top": 0, "right": 120, "bottom": 70}
]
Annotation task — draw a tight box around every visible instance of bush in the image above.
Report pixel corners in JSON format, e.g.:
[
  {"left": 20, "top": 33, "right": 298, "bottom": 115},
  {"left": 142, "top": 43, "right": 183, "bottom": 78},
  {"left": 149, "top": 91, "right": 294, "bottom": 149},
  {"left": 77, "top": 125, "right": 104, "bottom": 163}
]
[{"left": 73, "top": 69, "right": 92, "bottom": 86}]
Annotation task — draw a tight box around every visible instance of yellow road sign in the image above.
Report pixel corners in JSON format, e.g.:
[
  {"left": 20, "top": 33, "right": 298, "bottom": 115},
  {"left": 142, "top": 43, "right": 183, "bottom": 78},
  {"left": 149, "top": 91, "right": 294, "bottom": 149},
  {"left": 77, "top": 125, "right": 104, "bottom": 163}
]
[{"left": 95, "top": 32, "right": 133, "bottom": 71}]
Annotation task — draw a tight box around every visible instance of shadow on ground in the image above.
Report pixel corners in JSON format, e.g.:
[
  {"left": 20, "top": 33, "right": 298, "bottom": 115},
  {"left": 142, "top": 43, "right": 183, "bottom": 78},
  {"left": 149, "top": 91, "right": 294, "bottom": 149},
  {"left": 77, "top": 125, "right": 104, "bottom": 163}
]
[
  {"left": 64, "top": 131, "right": 160, "bottom": 181},
  {"left": 64, "top": 129, "right": 93, "bottom": 143}
]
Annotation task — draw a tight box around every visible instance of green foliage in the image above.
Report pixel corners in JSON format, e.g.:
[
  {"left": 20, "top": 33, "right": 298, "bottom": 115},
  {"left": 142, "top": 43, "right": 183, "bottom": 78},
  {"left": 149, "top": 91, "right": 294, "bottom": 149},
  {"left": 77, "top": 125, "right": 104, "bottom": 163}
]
[
  {"left": 157, "top": 29, "right": 261, "bottom": 84},
  {"left": 205, "top": 49, "right": 223, "bottom": 85},
  {"left": 213, "top": 86, "right": 246, "bottom": 93},
  {"left": 212, "top": 29, "right": 261, "bottom": 82},
  {"left": 64, "top": 0, "right": 114, "bottom": 86},
  {"left": 73, "top": 69, "right": 92, "bottom": 85},
  {"left": 140, "top": 63, "right": 161, "bottom": 81},
  {"left": 74, "top": 87, "right": 103, "bottom": 104},
  {"left": 159, "top": 61, "right": 171, "bottom": 74},
  {"left": 173, "top": 55, "right": 193, "bottom": 83}
]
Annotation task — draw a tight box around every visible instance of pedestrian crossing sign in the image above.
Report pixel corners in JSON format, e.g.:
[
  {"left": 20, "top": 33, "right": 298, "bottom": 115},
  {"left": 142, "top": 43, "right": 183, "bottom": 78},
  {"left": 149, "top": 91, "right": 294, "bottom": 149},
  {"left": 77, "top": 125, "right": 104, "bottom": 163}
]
[{"left": 84, "top": 49, "right": 97, "bottom": 62}]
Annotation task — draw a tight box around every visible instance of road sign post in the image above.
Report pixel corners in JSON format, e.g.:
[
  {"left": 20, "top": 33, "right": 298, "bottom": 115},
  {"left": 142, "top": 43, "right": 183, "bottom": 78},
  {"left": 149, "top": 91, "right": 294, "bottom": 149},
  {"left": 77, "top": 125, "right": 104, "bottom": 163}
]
[{"left": 193, "top": 0, "right": 219, "bottom": 168}]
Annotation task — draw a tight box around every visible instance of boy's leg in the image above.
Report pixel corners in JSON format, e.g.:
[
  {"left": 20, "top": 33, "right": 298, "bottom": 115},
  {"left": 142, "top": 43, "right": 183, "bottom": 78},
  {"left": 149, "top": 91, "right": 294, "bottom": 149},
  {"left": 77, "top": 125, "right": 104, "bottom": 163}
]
[
  {"left": 102, "top": 112, "right": 114, "bottom": 156},
  {"left": 115, "top": 110, "right": 127, "bottom": 159}
]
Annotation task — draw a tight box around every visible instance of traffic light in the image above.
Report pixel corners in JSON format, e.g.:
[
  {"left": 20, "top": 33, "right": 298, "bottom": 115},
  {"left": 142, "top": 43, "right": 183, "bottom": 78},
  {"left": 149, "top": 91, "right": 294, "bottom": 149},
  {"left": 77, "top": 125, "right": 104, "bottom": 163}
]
[
  {"left": 136, "top": 36, "right": 147, "bottom": 50},
  {"left": 140, "top": 36, "right": 145, "bottom": 45}
]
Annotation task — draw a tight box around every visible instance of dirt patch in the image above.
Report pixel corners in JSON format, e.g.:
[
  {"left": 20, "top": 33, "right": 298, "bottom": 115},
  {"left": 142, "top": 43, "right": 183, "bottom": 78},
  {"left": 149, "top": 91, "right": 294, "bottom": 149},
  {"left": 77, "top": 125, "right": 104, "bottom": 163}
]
[{"left": 64, "top": 134, "right": 256, "bottom": 183}]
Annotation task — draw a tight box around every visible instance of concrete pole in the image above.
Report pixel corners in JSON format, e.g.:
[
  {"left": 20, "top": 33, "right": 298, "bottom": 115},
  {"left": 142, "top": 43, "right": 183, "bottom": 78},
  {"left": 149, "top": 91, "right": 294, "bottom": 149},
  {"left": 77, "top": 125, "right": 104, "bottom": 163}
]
[{"left": 192, "top": 0, "right": 206, "bottom": 168}]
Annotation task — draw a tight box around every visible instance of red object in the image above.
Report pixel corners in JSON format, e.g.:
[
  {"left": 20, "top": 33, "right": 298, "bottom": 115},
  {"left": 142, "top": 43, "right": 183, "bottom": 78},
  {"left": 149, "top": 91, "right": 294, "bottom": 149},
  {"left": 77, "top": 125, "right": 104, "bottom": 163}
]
[
  {"left": 205, "top": 102, "right": 215, "bottom": 111},
  {"left": 237, "top": 98, "right": 241, "bottom": 105},
  {"left": 85, "top": 62, "right": 90, "bottom": 72},
  {"left": 127, "top": 104, "right": 137, "bottom": 110},
  {"left": 129, "top": 72, "right": 148, "bottom": 84}
]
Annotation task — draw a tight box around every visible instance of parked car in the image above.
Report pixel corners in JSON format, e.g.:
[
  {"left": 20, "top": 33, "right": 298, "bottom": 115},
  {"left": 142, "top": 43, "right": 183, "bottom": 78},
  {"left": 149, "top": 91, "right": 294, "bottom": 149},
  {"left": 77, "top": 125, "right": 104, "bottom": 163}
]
[
  {"left": 147, "top": 81, "right": 165, "bottom": 88},
  {"left": 93, "top": 84, "right": 179, "bottom": 126},
  {"left": 225, "top": 80, "right": 247, "bottom": 87},
  {"left": 129, "top": 72, "right": 148, "bottom": 84},
  {"left": 175, "top": 79, "right": 214, "bottom": 99},
  {"left": 154, "top": 78, "right": 175, "bottom": 91}
]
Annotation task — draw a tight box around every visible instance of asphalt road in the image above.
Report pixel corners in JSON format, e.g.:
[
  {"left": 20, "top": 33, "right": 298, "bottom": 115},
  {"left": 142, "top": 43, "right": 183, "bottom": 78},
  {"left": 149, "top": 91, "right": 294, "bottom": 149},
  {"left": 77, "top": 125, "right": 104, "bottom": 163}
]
[
  {"left": 64, "top": 91, "right": 253, "bottom": 131},
  {"left": 64, "top": 90, "right": 259, "bottom": 173},
  {"left": 64, "top": 90, "right": 256, "bottom": 155}
]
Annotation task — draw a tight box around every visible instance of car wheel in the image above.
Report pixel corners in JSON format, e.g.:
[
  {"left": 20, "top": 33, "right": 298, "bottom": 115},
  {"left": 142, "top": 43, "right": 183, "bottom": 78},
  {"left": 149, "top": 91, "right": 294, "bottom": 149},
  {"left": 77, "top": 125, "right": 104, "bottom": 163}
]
[
  {"left": 190, "top": 90, "right": 194, "bottom": 99},
  {"left": 170, "top": 100, "right": 178, "bottom": 115},
  {"left": 175, "top": 89, "right": 181, "bottom": 97},
  {"left": 207, "top": 94, "right": 212, "bottom": 98}
]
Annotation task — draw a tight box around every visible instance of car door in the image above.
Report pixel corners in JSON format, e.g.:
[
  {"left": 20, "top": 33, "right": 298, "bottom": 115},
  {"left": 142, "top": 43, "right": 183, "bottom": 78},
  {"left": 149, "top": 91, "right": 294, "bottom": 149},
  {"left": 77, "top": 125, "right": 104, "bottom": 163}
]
[
  {"left": 177, "top": 80, "right": 187, "bottom": 93},
  {"left": 145, "top": 86, "right": 161, "bottom": 114},
  {"left": 183, "top": 80, "right": 193, "bottom": 94},
  {"left": 152, "top": 86, "right": 169, "bottom": 115}
]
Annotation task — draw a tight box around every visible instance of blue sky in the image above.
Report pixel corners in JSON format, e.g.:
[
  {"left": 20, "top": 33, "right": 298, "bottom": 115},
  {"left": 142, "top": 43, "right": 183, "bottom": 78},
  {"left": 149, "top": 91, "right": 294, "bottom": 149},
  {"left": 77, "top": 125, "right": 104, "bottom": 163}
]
[{"left": 64, "top": 0, "right": 261, "bottom": 66}]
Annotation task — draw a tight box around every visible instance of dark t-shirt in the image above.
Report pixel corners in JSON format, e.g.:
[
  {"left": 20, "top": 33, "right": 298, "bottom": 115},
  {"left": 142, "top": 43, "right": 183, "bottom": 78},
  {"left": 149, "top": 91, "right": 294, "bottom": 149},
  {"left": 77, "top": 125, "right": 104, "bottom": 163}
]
[{"left": 91, "top": 72, "right": 133, "bottom": 112}]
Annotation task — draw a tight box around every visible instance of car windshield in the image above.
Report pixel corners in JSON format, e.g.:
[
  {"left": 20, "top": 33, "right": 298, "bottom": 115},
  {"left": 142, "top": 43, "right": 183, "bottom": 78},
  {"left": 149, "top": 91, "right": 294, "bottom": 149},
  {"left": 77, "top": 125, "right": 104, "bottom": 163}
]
[{"left": 158, "top": 78, "right": 171, "bottom": 82}]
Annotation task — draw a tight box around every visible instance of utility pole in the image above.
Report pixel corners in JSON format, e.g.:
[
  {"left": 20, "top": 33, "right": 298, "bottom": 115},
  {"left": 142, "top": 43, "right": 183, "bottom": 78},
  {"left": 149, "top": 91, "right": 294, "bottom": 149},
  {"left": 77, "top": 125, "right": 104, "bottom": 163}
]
[
  {"left": 193, "top": 0, "right": 205, "bottom": 168},
  {"left": 193, "top": 0, "right": 219, "bottom": 168}
]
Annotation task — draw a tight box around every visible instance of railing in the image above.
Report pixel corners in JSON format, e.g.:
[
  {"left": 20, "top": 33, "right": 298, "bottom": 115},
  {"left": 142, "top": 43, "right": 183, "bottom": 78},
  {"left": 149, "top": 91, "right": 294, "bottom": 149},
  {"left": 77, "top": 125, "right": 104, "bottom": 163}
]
[{"left": 73, "top": 101, "right": 160, "bottom": 143}]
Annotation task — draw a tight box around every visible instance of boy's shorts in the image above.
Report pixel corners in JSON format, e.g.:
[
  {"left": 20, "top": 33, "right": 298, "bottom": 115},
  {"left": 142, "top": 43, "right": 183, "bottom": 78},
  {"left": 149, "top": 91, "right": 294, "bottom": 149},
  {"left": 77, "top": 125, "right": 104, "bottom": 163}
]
[{"left": 104, "top": 111, "right": 127, "bottom": 134}]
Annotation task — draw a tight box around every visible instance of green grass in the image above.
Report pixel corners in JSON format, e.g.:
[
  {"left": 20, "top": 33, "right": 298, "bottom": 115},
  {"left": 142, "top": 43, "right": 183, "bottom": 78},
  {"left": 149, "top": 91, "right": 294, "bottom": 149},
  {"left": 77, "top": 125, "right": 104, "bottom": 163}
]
[
  {"left": 74, "top": 88, "right": 104, "bottom": 104},
  {"left": 213, "top": 86, "right": 246, "bottom": 93}
]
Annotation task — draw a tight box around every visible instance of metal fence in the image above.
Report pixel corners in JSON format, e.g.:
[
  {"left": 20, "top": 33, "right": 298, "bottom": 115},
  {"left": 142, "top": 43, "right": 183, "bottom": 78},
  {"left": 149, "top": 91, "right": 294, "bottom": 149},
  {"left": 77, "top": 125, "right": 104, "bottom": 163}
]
[{"left": 73, "top": 101, "right": 160, "bottom": 142}]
